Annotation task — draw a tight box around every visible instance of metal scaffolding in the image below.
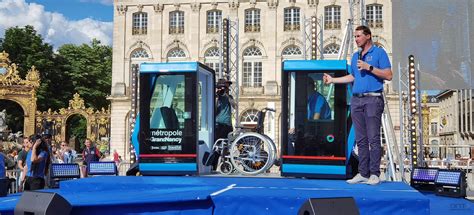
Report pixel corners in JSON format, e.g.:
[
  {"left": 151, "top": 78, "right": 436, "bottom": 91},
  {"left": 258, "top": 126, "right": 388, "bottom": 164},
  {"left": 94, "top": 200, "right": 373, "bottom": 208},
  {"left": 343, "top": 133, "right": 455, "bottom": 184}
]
[{"left": 220, "top": 17, "right": 240, "bottom": 125}]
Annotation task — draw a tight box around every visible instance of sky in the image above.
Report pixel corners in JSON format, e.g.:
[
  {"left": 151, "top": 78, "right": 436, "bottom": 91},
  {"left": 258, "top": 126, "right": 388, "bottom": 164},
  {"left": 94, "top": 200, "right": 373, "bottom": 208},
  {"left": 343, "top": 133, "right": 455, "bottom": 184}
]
[{"left": 0, "top": 0, "right": 114, "bottom": 48}]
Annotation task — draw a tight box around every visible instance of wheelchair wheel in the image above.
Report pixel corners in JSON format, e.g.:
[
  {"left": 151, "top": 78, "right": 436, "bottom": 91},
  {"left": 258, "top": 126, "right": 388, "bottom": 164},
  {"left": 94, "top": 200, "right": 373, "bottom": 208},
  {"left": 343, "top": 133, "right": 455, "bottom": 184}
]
[
  {"left": 218, "top": 160, "right": 234, "bottom": 175},
  {"left": 229, "top": 132, "right": 276, "bottom": 175}
]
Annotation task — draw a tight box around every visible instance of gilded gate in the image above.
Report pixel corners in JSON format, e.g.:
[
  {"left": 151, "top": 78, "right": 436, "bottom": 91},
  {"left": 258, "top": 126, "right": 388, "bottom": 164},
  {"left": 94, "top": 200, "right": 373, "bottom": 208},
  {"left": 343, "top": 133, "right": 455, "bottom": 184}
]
[
  {"left": 0, "top": 51, "right": 39, "bottom": 137},
  {"left": 35, "top": 93, "right": 111, "bottom": 152}
]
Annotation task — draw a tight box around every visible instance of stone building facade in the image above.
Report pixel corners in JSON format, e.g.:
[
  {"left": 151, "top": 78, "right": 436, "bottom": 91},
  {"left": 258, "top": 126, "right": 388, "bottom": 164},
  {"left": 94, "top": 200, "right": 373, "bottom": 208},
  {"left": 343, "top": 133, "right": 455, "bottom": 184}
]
[{"left": 109, "top": 0, "right": 394, "bottom": 160}]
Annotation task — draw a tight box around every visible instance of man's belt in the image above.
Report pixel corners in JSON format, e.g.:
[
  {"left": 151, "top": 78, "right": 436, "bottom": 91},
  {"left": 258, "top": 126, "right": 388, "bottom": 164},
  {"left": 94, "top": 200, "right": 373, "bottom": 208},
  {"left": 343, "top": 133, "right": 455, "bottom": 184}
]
[{"left": 353, "top": 92, "right": 382, "bottom": 97}]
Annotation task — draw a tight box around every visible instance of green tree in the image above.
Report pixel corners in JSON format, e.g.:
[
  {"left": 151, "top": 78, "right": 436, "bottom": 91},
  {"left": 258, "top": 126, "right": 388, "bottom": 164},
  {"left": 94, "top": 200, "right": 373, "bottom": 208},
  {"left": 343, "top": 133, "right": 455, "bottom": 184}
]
[
  {"left": 58, "top": 39, "right": 112, "bottom": 109},
  {"left": 0, "top": 26, "right": 112, "bottom": 142},
  {"left": 0, "top": 25, "right": 73, "bottom": 111},
  {"left": 58, "top": 40, "right": 112, "bottom": 147}
]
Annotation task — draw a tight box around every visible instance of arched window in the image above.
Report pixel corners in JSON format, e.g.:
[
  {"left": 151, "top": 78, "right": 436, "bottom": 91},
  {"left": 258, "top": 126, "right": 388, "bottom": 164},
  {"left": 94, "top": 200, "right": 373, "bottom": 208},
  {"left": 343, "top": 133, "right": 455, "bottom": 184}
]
[
  {"left": 243, "top": 46, "right": 262, "bottom": 56},
  {"left": 132, "top": 12, "right": 148, "bottom": 35},
  {"left": 323, "top": 43, "right": 340, "bottom": 55},
  {"left": 167, "top": 48, "right": 186, "bottom": 61},
  {"left": 243, "top": 46, "right": 263, "bottom": 87},
  {"left": 131, "top": 48, "right": 149, "bottom": 59},
  {"left": 240, "top": 109, "right": 259, "bottom": 127},
  {"left": 282, "top": 45, "right": 303, "bottom": 58},
  {"left": 204, "top": 47, "right": 221, "bottom": 72}
]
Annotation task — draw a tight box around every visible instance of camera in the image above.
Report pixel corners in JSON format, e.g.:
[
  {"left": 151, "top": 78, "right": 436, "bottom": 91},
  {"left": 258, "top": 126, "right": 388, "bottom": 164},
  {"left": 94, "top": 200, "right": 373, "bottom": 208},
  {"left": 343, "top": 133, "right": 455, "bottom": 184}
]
[
  {"left": 216, "top": 83, "right": 227, "bottom": 96},
  {"left": 217, "top": 87, "right": 226, "bottom": 96}
]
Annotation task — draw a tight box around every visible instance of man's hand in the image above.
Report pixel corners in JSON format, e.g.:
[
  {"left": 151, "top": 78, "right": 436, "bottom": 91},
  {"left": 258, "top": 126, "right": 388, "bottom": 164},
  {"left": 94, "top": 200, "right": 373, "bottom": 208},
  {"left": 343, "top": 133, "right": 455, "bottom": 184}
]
[
  {"left": 357, "top": 60, "right": 370, "bottom": 71},
  {"left": 33, "top": 139, "right": 41, "bottom": 149},
  {"left": 323, "top": 73, "right": 333, "bottom": 84}
]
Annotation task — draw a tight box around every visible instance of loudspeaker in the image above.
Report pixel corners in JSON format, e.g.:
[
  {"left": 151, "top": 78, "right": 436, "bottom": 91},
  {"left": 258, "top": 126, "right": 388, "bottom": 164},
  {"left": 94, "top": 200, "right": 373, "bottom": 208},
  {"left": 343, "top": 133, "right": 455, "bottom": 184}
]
[
  {"left": 15, "top": 191, "right": 72, "bottom": 215},
  {"left": 298, "top": 197, "right": 359, "bottom": 215}
]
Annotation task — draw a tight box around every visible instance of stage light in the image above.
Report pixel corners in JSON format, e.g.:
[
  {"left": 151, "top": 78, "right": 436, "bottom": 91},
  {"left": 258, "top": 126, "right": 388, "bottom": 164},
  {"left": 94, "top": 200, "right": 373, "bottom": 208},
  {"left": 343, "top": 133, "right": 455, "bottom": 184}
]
[
  {"left": 435, "top": 170, "right": 467, "bottom": 198},
  {"left": 50, "top": 163, "right": 81, "bottom": 188},
  {"left": 311, "top": 16, "right": 317, "bottom": 60},
  {"left": 51, "top": 163, "right": 81, "bottom": 178},
  {"left": 88, "top": 161, "right": 118, "bottom": 176},
  {"left": 408, "top": 54, "right": 418, "bottom": 168},
  {"left": 411, "top": 167, "right": 438, "bottom": 191},
  {"left": 221, "top": 18, "right": 230, "bottom": 77}
]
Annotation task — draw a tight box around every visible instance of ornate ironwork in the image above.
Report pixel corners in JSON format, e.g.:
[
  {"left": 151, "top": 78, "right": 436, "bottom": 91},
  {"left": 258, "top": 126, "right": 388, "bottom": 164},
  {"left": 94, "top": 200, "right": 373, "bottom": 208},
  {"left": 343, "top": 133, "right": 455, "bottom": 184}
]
[
  {"left": 36, "top": 93, "right": 111, "bottom": 153},
  {"left": 0, "top": 51, "right": 39, "bottom": 136}
]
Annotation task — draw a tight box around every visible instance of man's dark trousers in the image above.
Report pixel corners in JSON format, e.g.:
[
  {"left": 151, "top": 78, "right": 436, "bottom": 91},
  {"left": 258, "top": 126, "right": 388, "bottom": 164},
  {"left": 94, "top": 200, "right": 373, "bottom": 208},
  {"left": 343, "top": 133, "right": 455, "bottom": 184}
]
[{"left": 351, "top": 96, "right": 384, "bottom": 178}]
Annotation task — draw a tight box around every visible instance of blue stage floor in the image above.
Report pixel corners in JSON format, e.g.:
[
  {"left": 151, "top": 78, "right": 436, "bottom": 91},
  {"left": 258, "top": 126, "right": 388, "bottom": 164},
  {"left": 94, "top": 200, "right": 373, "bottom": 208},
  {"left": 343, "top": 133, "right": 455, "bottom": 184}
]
[{"left": 0, "top": 176, "right": 473, "bottom": 214}]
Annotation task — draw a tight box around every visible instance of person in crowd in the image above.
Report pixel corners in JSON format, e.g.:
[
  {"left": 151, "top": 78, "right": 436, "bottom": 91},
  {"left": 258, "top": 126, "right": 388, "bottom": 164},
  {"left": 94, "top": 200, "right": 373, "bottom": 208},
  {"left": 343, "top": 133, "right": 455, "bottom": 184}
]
[
  {"left": 82, "top": 138, "right": 102, "bottom": 177},
  {"left": 113, "top": 149, "right": 121, "bottom": 167},
  {"left": 24, "top": 134, "right": 50, "bottom": 190},
  {"left": 17, "top": 136, "right": 32, "bottom": 191},
  {"left": 61, "top": 141, "right": 77, "bottom": 164},
  {"left": 0, "top": 142, "right": 15, "bottom": 179}
]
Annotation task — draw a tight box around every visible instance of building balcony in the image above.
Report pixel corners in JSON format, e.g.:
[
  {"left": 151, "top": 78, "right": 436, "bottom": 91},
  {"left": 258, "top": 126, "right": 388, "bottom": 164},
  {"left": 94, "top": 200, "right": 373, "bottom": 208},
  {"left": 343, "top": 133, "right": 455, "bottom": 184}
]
[
  {"left": 169, "top": 27, "right": 184, "bottom": 34},
  {"left": 241, "top": 86, "right": 264, "bottom": 96},
  {"left": 324, "top": 22, "right": 341, "bottom": 30},
  {"left": 368, "top": 21, "right": 383, "bottom": 28},
  {"left": 244, "top": 25, "right": 260, "bottom": 33},
  {"left": 207, "top": 26, "right": 219, "bottom": 34},
  {"left": 284, "top": 24, "right": 300, "bottom": 31},
  {"left": 132, "top": 28, "right": 147, "bottom": 35}
]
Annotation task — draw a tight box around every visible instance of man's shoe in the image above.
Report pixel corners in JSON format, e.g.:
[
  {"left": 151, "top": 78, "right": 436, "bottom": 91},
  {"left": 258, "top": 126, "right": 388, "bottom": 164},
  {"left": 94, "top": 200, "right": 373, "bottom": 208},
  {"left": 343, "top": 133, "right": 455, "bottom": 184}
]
[
  {"left": 367, "top": 175, "right": 380, "bottom": 185},
  {"left": 346, "top": 173, "right": 369, "bottom": 184}
]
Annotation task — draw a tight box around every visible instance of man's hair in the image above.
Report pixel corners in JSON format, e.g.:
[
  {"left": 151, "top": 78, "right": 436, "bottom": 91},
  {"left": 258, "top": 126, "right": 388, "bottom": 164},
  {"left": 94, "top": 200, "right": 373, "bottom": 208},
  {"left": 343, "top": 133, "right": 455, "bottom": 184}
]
[{"left": 355, "top": 25, "right": 372, "bottom": 37}]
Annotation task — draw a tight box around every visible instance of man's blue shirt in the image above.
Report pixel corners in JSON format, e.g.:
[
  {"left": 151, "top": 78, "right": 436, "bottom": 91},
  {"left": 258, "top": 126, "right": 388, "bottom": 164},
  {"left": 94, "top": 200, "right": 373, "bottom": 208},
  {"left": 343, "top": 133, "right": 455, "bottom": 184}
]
[
  {"left": 350, "top": 45, "right": 391, "bottom": 94},
  {"left": 307, "top": 92, "right": 331, "bottom": 120},
  {"left": 26, "top": 150, "right": 48, "bottom": 178}
]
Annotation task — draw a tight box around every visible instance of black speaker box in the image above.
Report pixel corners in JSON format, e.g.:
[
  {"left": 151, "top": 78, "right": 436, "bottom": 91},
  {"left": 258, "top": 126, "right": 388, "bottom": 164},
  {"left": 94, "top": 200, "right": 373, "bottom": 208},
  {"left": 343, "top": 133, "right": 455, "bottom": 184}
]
[
  {"left": 14, "top": 191, "right": 72, "bottom": 215},
  {"left": 298, "top": 197, "right": 359, "bottom": 215}
]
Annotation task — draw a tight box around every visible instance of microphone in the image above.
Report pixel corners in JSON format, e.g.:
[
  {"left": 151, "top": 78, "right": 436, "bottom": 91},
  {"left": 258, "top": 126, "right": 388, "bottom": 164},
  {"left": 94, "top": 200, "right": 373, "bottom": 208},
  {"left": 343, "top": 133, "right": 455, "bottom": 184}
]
[{"left": 357, "top": 48, "right": 363, "bottom": 71}]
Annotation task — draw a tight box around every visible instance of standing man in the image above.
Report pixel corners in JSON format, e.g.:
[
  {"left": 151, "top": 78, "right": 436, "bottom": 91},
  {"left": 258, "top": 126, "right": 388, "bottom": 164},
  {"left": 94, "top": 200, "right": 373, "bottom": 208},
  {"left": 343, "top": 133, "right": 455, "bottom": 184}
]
[
  {"left": 60, "top": 141, "right": 77, "bottom": 164},
  {"left": 323, "top": 25, "right": 392, "bottom": 185},
  {"left": 24, "top": 135, "right": 50, "bottom": 191},
  {"left": 1, "top": 142, "right": 15, "bottom": 179},
  {"left": 82, "top": 138, "right": 101, "bottom": 177},
  {"left": 215, "top": 79, "right": 236, "bottom": 141},
  {"left": 17, "top": 137, "right": 32, "bottom": 191}
]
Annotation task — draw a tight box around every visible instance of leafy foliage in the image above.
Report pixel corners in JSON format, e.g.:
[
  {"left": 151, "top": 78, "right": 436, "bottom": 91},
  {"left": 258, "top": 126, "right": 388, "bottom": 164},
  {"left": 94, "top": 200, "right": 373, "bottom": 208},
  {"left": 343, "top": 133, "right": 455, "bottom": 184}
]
[{"left": 0, "top": 25, "right": 112, "bottom": 140}]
